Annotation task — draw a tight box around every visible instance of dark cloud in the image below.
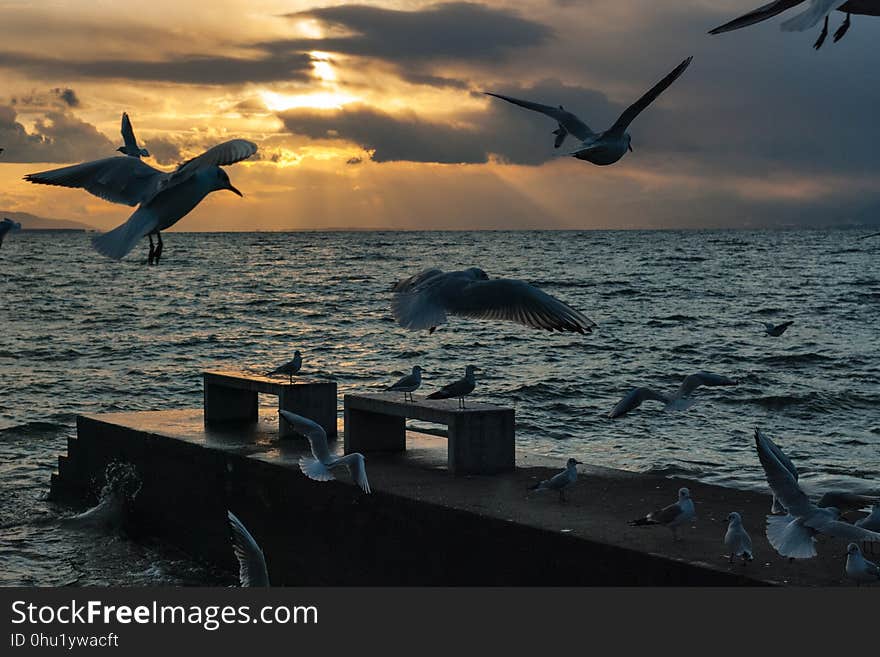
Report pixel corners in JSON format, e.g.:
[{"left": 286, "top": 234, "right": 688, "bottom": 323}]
[
  {"left": 0, "top": 105, "right": 115, "bottom": 162},
  {"left": 53, "top": 87, "right": 79, "bottom": 107},
  {"left": 143, "top": 137, "right": 182, "bottom": 166}
]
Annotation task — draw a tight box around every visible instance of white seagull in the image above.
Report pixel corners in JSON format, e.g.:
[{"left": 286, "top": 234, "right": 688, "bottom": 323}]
[
  {"left": 845, "top": 543, "right": 880, "bottom": 585},
  {"left": 279, "top": 409, "right": 371, "bottom": 494},
  {"left": 385, "top": 365, "right": 423, "bottom": 402},
  {"left": 608, "top": 372, "right": 736, "bottom": 418},
  {"left": 855, "top": 504, "right": 880, "bottom": 532},
  {"left": 528, "top": 458, "right": 582, "bottom": 503},
  {"left": 762, "top": 320, "right": 793, "bottom": 337},
  {"left": 709, "top": 0, "right": 880, "bottom": 49},
  {"left": 754, "top": 427, "right": 880, "bottom": 559},
  {"left": 485, "top": 56, "right": 692, "bottom": 165},
  {"left": 426, "top": 365, "right": 478, "bottom": 409},
  {"left": 723, "top": 512, "right": 754, "bottom": 564},
  {"left": 227, "top": 511, "right": 269, "bottom": 587},
  {"left": 630, "top": 487, "right": 696, "bottom": 541},
  {"left": 391, "top": 268, "right": 596, "bottom": 335},
  {"left": 267, "top": 350, "right": 302, "bottom": 383},
  {"left": 117, "top": 112, "right": 149, "bottom": 158},
  {"left": 25, "top": 138, "right": 257, "bottom": 264},
  {"left": 0, "top": 217, "right": 22, "bottom": 249}
]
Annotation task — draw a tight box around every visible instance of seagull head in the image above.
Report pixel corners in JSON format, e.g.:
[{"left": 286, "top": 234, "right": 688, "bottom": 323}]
[
  {"left": 726, "top": 511, "right": 741, "bottom": 524},
  {"left": 216, "top": 168, "right": 243, "bottom": 197},
  {"left": 566, "top": 458, "right": 583, "bottom": 468},
  {"left": 464, "top": 267, "right": 489, "bottom": 280},
  {"left": 412, "top": 365, "right": 423, "bottom": 374},
  {"left": 465, "top": 365, "right": 479, "bottom": 376},
  {"left": 678, "top": 487, "right": 691, "bottom": 500},
  {"left": 847, "top": 543, "right": 860, "bottom": 556},
  {"left": 139, "top": 147, "right": 150, "bottom": 157}
]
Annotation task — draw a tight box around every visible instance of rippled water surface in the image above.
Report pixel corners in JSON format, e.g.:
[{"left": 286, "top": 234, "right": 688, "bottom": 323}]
[{"left": 1, "top": 229, "right": 878, "bottom": 585}]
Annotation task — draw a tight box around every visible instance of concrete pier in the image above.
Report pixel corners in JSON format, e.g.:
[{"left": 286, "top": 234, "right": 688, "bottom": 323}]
[{"left": 49, "top": 408, "right": 861, "bottom": 586}]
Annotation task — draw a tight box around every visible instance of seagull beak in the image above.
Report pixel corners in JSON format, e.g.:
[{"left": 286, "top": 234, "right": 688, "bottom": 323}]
[{"left": 227, "top": 183, "right": 243, "bottom": 197}]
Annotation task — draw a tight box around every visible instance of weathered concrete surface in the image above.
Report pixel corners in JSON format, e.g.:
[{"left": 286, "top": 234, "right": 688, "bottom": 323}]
[
  {"left": 51, "top": 409, "right": 866, "bottom": 586},
  {"left": 345, "top": 392, "right": 514, "bottom": 475}
]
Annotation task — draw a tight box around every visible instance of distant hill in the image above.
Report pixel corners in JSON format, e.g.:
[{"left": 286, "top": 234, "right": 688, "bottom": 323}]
[{"left": 0, "top": 210, "right": 95, "bottom": 231}]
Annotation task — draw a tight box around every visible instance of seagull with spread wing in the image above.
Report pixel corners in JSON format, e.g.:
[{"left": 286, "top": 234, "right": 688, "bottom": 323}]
[
  {"left": 279, "top": 410, "right": 371, "bottom": 494},
  {"left": 608, "top": 372, "right": 736, "bottom": 418},
  {"left": 754, "top": 427, "right": 880, "bottom": 559},
  {"left": 117, "top": 112, "right": 149, "bottom": 158},
  {"left": 227, "top": 511, "right": 269, "bottom": 587},
  {"left": 485, "top": 56, "right": 692, "bottom": 165},
  {"left": 25, "top": 138, "right": 257, "bottom": 264},
  {"left": 709, "top": 0, "right": 880, "bottom": 49},
  {"left": 391, "top": 267, "right": 596, "bottom": 335}
]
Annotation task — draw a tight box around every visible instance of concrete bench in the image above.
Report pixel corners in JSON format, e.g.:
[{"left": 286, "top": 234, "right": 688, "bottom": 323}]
[
  {"left": 343, "top": 393, "right": 515, "bottom": 475},
  {"left": 203, "top": 371, "right": 337, "bottom": 438}
]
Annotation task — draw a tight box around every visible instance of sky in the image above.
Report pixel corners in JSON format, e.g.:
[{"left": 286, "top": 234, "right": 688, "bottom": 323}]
[{"left": 0, "top": 0, "right": 878, "bottom": 231}]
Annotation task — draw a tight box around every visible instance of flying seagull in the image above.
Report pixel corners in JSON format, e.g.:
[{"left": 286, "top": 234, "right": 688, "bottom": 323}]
[
  {"left": 709, "top": 0, "right": 880, "bottom": 49},
  {"left": 845, "top": 543, "right": 880, "bottom": 585},
  {"left": 426, "top": 365, "right": 478, "bottom": 409},
  {"left": 762, "top": 320, "right": 793, "bottom": 337},
  {"left": 723, "top": 512, "right": 755, "bottom": 564},
  {"left": 608, "top": 372, "right": 736, "bottom": 418},
  {"left": 25, "top": 138, "right": 257, "bottom": 265},
  {"left": 267, "top": 351, "right": 302, "bottom": 383},
  {"left": 528, "top": 458, "right": 582, "bottom": 503},
  {"left": 0, "top": 218, "right": 22, "bottom": 249},
  {"left": 385, "top": 365, "right": 423, "bottom": 402},
  {"left": 391, "top": 268, "right": 596, "bottom": 335},
  {"left": 630, "top": 487, "right": 696, "bottom": 541},
  {"left": 227, "top": 511, "right": 269, "bottom": 587},
  {"left": 485, "top": 56, "right": 692, "bottom": 165},
  {"left": 118, "top": 112, "right": 149, "bottom": 158},
  {"left": 279, "top": 409, "right": 371, "bottom": 493},
  {"left": 754, "top": 427, "right": 880, "bottom": 559}
]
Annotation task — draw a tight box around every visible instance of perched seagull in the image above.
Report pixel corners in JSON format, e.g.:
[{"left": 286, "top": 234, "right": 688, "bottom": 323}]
[
  {"left": 754, "top": 427, "right": 880, "bottom": 559},
  {"left": 227, "top": 511, "right": 269, "bottom": 587},
  {"left": 709, "top": 0, "right": 880, "bottom": 49},
  {"left": 117, "top": 112, "right": 149, "bottom": 158},
  {"left": 762, "top": 320, "right": 794, "bottom": 337},
  {"left": 279, "top": 410, "right": 370, "bottom": 494},
  {"left": 426, "top": 365, "right": 478, "bottom": 409},
  {"left": 385, "top": 365, "right": 423, "bottom": 402},
  {"left": 855, "top": 504, "right": 880, "bottom": 532},
  {"left": 608, "top": 372, "right": 736, "bottom": 418},
  {"left": 391, "top": 268, "right": 596, "bottom": 335},
  {"left": 485, "top": 56, "right": 692, "bottom": 165},
  {"left": 723, "top": 512, "right": 755, "bottom": 564},
  {"left": 0, "top": 218, "right": 22, "bottom": 249},
  {"left": 845, "top": 543, "right": 880, "bottom": 585},
  {"left": 528, "top": 458, "right": 582, "bottom": 503},
  {"left": 25, "top": 138, "right": 256, "bottom": 265},
  {"left": 267, "top": 350, "right": 302, "bottom": 383},
  {"left": 630, "top": 487, "right": 696, "bottom": 541}
]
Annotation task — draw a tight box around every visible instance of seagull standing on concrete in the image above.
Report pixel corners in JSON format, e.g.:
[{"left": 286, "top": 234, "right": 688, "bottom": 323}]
[
  {"left": 762, "top": 320, "right": 794, "bottom": 337},
  {"left": 279, "top": 410, "right": 371, "bottom": 494},
  {"left": 117, "top": 113, "right": 149, "bottom": 158},
  {"left": 25, "top": 138, "right": 256, "bottom": 265},
  {"left": 267, "top": 351, "right": 302, "bottom": 383},
  {"left": 391, "top": 268, "right": 596, "bottom": 334},
  {"left": 754, "top": 427, "right": 880, "bottom": 559},
  {"left": 528, "top": 458, "right": 582, "bottom": 503},
  {"left": 0, "top": 218, "right": 22, "bottom": 249},
  {"left": 227, "top": 511, "right": 269, "bottom": 587},
  {"left": 485, "top": 57, "right": 692, "bottom": 165},
  {"left": 630, "top": 487, "right": 696, "bottom": 541},
  {"left": 845, "top": 543, "right": 880, "bottom": 585},
  {"left": 427, "top": 365, "right": 478, "bottom": 409},
  {"left": 723, "top": 512, "right": 754, "bottom": 564},
  {"left": 385, "top": 365, "right": 423, "bottom": 402},
  {"left": 608, "top": 372, "right": 736, "bottom": 418},
  {"left": 709, "top": 0, "right": 879, "bottom": 49}
]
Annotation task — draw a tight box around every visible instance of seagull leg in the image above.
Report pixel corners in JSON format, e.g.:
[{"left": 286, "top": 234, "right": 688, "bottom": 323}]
[
  {"left": 154, "top": 232, "right": 163, "bottom": 264},
  {"left": 814, "top": 16, "right": 829, "bottom": 49},
  {"left": 558, "top": 489, "right": 566, "bottom": 504},
  {"left": 833, "top": 13, "right": 851, "bottom": 42},
  {"left": 147, "top": 234, "right": 155, "bottom": 265}
]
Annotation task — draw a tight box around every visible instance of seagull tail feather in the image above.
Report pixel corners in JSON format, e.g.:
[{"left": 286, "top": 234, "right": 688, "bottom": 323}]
[
  {"left": 91, "top": 208, "right": 155, "bottom": 260},
  {"left": 298, "top": 457, "right": 335, "bottom": 482}
]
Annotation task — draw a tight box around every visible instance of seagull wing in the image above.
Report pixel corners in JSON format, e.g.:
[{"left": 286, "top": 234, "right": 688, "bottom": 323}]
[
  {"left": 24, "top": 157, "right": 165, "bottom": 206},
  {"left": 709, "top": 0, "right": 806, "bottom": 34},
  {"left": 163, "top": 139, "right": 257, "bottom": 190},
  {"left": 279, "top": 410, "right": 331, "bottom": 463},
  {"left": 757, "top": 428, "right": 798, "bottom": 481},
  {"left": 607, "top": 57, "right": 693, "bottom": 135},
  {"left": 609, "top": 387, "right": 669, "bottom": 418},
  {"left": 859, "top": 232, "right": 880, "bottom": 240},
  {"left": 121, "top": 112, "right": 139, "bottom": 153},
  {"left": 427, "top": 376, "right": 472, "bottom": 400},
  {"left": 650, "top": 502, "right": 684, "bottom": 525},
  {"left": 754, "top": 428, "right": 814, "bottom": 517},
  {"left": 485, "top": 93, "right": 594, "bottom": 141},
  {"left": 387, "top": 372, "right": 417, "bottom": 391},
  {"left": 342, "top": 453, "right": 371, "bottom": 494},
  {"left": 447, "top": 278, "right": 597, "bottom": 334},
  {"left": 678, "top": 371, "right": 735, "bottom": 397},
  {"left": 227, "top": 511, "right": 270, "bottom": 587},
  {"left": 390, "top": 268, "right": 445, "bottom": 293},
  {"left": 805, "top": 514, "right": 880, "bottom": 542}
]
